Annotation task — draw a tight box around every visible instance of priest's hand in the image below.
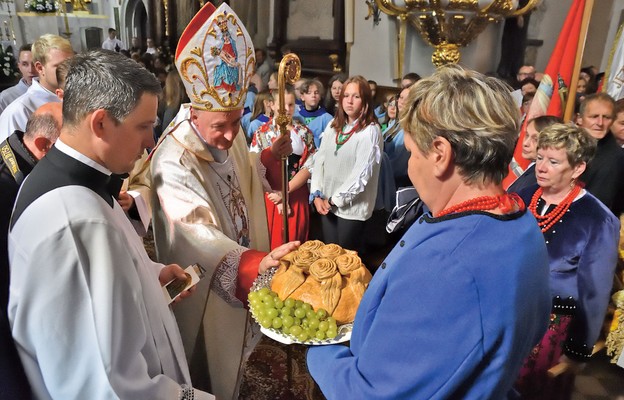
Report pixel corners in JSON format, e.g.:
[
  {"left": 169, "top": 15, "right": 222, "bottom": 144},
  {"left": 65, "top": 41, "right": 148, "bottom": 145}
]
[
  {"left": 270, "top": 133, "right": 292, "bottom": 160},
  {"left": 259, "top": 241, "right": 301, "bottom": 273},
  {"left": 117, "top": 191, "right": 135, "bottom": 212},
  {"left": 159, "top": 264, "right": 196, "bottom": 302}
]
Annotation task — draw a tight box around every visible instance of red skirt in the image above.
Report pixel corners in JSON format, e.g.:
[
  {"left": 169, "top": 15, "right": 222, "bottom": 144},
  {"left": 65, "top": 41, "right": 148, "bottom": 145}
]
[{"left": 266, "top": 185, "right": 309, "bottom": 250}]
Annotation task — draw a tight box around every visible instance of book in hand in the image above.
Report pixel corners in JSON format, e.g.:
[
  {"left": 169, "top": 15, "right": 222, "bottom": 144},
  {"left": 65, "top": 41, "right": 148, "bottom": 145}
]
[{"left": 163, "top": 264, "right": 206, "bottom": 304}]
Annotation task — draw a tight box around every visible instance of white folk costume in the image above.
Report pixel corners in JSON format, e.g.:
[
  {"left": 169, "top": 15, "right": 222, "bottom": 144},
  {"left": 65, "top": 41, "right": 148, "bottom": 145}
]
[
  {"left": 150, "top": 4, "right": 269, "bottom": 400},
  {"left": 8, "top": 140, "right": 212, "bottom": 400}
]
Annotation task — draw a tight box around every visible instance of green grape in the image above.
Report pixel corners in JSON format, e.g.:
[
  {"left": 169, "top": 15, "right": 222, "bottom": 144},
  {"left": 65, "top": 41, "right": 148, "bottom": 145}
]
[
  {"left": 289, "top": 325, "right": 303, "bottom": 336},
  {"left": 270, "top": 290, "right": 278, "bottom": 297},
  {"left": 266, "top": 308, "right": 279, "bottom": 319},
  {"left": 327, "top": 317, "right": 337, "bottom": 327},
  {"left": 306, "top": 327, "right": 316, "bottom": 338},
  {"left": 282, "top": 315, "right": 294, "bottom": 328},
  {"left": 301, "top": 318, "right": 309, "bottom": 328},
  {"left": 294, "top": 317, "right": 301, "bottom": 326},
  {"left": 295, "top": 300, "right": 303, "bottom": 308},
  {"left": 306, "top": 309, "right": 316, "bottom": 319},
  {"left": 302, "top": 303, "right": 312, "bottom": 312},
  {"left": 262, "top": 296, "right": 275, "bottom": 308},
  {"left": 248, "top": 291, "right": 259, "bottom": 301},
  {"left": 255, "top": 306, "right": 266, "bottom": 319},
  {"left": 326, "top": 328, "right": 338, "bottom": 339},
  {"left": 249, "top": 297, "right": 262, "bottom": 308},
  {"left": 318, "top": 321, "right": 329, "bottom": 332},
  {"left": 308, "top": 317, "right": 320, "bottom": 331},
  {"left": 280, "top": 307, "right": 293, "bottom": 317},
  {"left": 294, "top": 307, "right": 306, "bottom": 319},
  {"left": 297, "top": 332, "right": 309, "bottom": 342},
  {"left": 260, "top": 316, "right": 272, "bottom": 328},
  {"left": 274, "top": 298, "right": 284, "bottom": 309},
  {"left": 316, "top": 308, "right": 328, "bottom": 320},
  {"left": 284, "top": 298, "right": 295, "bottom": 308},
  {"left": 258, "top": 287, "right": 270, "bottom": 296},
  {"left": 315, "top": 331, "right": 326, "bottom": 340},
  {"left": 272, "top": 317, "right": 283, "bottom": 329}
]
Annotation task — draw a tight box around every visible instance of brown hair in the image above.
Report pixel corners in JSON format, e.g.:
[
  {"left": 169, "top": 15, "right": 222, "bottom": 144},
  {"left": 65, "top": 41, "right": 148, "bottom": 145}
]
[{"left": 331, "top": 75, "right": 378, "bottom": 131}]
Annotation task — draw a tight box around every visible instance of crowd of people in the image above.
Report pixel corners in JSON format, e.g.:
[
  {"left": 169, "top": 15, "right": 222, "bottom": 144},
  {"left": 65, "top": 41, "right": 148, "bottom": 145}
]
[{"left": 0, "top": 2, "right": 622, "bottom": 400}]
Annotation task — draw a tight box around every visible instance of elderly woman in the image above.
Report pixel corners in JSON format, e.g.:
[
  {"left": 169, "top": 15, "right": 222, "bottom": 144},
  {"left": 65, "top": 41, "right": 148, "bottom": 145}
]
[
  {"left": 515, "top": 123, "right": 620, "bottom": 399},
  {"left": 307, "top": 65, "right": 551, "bottom": 399},
  {"left": 508, "top": 115, "right": 563, "bottom": 193}
]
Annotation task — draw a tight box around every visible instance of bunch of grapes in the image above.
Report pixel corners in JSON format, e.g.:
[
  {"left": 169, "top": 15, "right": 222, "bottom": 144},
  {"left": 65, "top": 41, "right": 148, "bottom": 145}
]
[{"left": 248, "top": 287, "right": 339, "bottom": 342}]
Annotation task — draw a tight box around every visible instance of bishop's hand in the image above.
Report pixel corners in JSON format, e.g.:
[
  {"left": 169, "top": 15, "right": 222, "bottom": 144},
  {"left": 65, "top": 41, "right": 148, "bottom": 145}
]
[{"left": 259, "top": 241, "right": 301, "bottom": 273}]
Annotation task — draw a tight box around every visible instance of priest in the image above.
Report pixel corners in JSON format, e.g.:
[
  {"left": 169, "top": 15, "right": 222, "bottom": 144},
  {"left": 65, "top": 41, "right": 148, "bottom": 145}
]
[
  {"left": 150, "top": 3, "right": 298, "bottom": 400},
  {"left": 8, "top": 50, "right": 212, "bottom": 399}
]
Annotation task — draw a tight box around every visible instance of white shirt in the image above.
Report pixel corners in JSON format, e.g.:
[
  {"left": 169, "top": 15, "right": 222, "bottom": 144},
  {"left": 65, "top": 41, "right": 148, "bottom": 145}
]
[
  {"left": 102, "top": 37, "right": 125, "bottom": 52},
  {"left": 0, "top": 78, "right": 29, "bottom": 115},
  {"left": 0, "top": 78, "right": 60, "bottom": 142}
]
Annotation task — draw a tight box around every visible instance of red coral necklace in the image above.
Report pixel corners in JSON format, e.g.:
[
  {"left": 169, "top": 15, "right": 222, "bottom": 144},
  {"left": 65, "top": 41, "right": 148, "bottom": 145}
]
[
  {"left": 436, "top": 193, "right": 525, "bottom": 218},
  {"left": 528, "top": 183, "right": 581, "bottom": 233}
]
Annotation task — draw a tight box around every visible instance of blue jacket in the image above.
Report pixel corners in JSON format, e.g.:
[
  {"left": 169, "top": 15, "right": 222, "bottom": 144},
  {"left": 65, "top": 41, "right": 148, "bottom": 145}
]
[{"left": 308, "top": 210, "right": 550, "bottom": 399}]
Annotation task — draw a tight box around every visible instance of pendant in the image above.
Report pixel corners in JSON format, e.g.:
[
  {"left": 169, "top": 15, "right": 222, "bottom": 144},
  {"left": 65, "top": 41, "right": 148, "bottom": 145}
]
[{"left": 334, "top": 149, "right": 338, "bottom": 156}]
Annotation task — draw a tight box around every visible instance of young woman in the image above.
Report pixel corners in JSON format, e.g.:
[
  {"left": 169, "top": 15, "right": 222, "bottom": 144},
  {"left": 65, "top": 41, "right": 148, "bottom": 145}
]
[
  {"left": 310, "top": 75, "right": 382, "bottom": 253},
  {"left": 249, "top": 87, "right": 316, "bottom": 249},
  {"left": 245, "top": 90, "right": 273, "bottom": 140},
  {"left": 324, "top": 73, "right": 347, "bottom": 117}
]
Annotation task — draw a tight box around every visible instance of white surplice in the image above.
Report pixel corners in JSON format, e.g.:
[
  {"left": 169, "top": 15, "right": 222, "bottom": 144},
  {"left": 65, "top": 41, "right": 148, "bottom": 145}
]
[{"left": 8, "top": 143, "right": 213, "bottom": 400}]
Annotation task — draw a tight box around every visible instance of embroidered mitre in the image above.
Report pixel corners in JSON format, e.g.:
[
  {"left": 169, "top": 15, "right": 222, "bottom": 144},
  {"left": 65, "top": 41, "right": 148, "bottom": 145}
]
[{"left": 175, "top": 3, "right": 255, "bottom": 111}]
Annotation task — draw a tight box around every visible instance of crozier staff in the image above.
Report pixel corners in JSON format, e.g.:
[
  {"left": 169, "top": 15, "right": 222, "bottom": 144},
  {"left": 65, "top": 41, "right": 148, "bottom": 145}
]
[
  {"left": 307, "top": 65, "right": 551, "bottom": 399},
  {"left": 150, "top": 3, "right": 298, "bottom": 399}
]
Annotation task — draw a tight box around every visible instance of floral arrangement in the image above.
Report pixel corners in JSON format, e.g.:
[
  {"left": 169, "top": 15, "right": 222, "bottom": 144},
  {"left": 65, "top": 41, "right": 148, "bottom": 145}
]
[{"left": 24, "top": 0, "right": 58, "bottom": 13}]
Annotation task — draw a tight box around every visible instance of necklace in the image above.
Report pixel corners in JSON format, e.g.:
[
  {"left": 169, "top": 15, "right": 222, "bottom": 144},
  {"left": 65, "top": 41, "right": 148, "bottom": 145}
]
[
  {"left": 436, "top": 193, "right": 525, "bottom": 218},
  {"left": 335, "top": 121, "right": 360, "bottom": 153},
  {"left": 528, "top": 183, "right": 581, "bottom": 233}
]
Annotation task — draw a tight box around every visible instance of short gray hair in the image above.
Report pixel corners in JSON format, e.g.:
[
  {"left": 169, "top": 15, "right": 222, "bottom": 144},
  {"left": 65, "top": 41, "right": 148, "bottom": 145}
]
[
  {"left": 538, "top": 123, "right": 596, "bottom": 167},
  {"left": 400, "top": 64, "right": 520, "bottom": 185},
  {"left": 63, "top": 50, "right": 162, "bottom": 128},
  {"left": 24, "top": 113, "right": 60, "bottom": 141}
]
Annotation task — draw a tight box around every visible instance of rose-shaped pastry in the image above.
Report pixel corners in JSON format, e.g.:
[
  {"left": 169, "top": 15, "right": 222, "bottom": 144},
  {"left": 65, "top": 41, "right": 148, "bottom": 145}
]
[
  {"left": 317, "top": 243, "right": 344, "bottom": 260},
  {"left": 290, "top": 249, "right": 318, "bottom": 273},
  {"left": 332, "top": 254, "right": 373, "bottom": 323},
  {"left": 299, "top": 239, "right": 325, "bottom": 252},
  {"left": 309, "top": 259, "right": 342, "bottom": 315}
]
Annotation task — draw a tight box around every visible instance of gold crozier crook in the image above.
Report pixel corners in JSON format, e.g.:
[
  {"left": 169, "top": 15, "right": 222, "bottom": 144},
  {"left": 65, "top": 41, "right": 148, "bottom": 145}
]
[{"left": 276, "top": 54, "right": 301, "bottom": 244}]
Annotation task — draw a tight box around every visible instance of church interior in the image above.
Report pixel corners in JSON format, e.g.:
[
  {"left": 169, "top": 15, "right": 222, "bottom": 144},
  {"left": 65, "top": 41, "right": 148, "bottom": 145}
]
[{"left": 1, "top": 0, "right": 624, "bottom": 399}]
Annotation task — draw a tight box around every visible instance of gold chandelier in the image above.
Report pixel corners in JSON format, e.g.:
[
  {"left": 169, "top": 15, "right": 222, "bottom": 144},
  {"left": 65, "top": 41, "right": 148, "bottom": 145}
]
[{"left": 375, "top": 0, "right": 540, "bottom": 73}]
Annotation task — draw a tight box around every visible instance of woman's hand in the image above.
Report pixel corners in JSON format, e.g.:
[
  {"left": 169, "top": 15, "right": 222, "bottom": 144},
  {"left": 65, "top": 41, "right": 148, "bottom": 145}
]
[
  {"left": 314, "top": 197, "right": 331, "bottom": 215},
  {"left": 258, "top": 241, "right": 301, "bottom": 273},
  {"left": 267, "top": 191, "right": 283, "bottom": 204}
]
